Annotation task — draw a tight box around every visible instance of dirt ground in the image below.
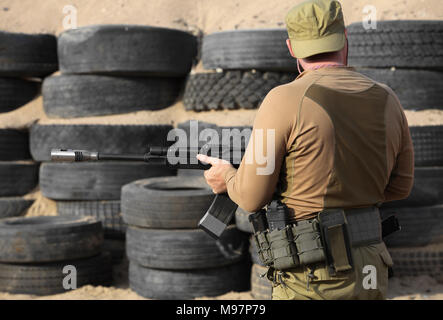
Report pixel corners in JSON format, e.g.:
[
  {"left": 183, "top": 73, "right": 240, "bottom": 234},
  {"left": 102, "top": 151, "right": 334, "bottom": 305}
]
[
  {"left": 0, "top": 268, "right": 441, "bottom": 300},
  {"left": 0, "top": 0, "right": 442, "bottom": 35},
  {"left": 0, "top": 0, "right": 441, "bottom": 300},
  {"left": 0, "top": 250, "right": 441, "bottom": 300}
]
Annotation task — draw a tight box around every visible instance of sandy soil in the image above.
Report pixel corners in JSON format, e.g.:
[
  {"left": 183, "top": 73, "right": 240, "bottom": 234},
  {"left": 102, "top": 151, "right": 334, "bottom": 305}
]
[
  {"left": 0, "top": 0, "right": 442, "bottom": 35},
  {"left": 0, "top": 275, "right": 441, "bottom": 300},
  {"left": 23, "top": 189, "right": 57, "bottom": 217},
  {"left": 0, "top": 0, "right": 441, "bottom": 300}
]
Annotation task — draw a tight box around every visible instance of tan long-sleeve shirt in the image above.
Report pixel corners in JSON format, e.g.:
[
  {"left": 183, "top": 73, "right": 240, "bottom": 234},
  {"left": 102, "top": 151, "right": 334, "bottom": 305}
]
[{"left": 224, "top": 67, "right": 414, "bottom": 220}]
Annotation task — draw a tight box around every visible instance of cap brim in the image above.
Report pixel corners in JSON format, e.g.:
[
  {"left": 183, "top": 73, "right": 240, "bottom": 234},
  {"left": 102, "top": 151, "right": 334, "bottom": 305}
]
[{"left": 290, "top": 32, "right": 346, "bottom": 59}]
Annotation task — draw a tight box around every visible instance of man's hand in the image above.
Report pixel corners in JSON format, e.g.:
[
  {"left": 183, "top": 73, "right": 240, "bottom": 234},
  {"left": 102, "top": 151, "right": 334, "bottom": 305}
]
[{"left": 197, "top": 154, "right": 234, "bottom": 194}]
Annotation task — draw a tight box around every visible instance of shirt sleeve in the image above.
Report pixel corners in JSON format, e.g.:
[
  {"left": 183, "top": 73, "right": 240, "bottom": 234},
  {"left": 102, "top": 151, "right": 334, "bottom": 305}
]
[
  {"left": 223, "top": 86, "right": 296, "bottom": 212},
  {"left": 383, "top": 107, "right": 415, "bottom": 202}
]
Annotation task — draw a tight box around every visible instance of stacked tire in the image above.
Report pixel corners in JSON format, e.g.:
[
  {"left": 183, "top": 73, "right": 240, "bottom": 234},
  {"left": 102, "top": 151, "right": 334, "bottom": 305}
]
[
  {"left": 0, "top": 32, "right": 56, "bottom": 219},
  {"left": 0, "top": 31, "right": 57, "bottom": 114},
  {"left": 0, "top": 216, "right": 111, "bottom": 295},
  {"left": 122, "top": 176, "right": 251, "bottom": 299},
  {"left": 43, "top": 25, "right": 197, "bottom": 118},
  {"left": 0, "top": 129, "right": 38, "bottom": 219},
  {"left": 184, "top": 29, "right": 299, "bottom": 111},
  {"left": 31, "top": 124, "right": 177, "bottom": 266},
  {"left": 381, "top": 165, "right": 443, "bottom": 282},
  {"left": 348, "top": 20, "right": 443, "bottom": 282}
]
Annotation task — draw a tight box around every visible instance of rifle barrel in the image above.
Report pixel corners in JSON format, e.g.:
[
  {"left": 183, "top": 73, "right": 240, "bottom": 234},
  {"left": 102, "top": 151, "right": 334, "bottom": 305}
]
[{"left": 98, "top": 154, "right": 146, "bottom": 161}]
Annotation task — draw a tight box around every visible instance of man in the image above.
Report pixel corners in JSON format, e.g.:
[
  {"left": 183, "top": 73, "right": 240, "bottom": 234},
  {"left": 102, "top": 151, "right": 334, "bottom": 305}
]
[{"left": 198, "top": 0, "right": 414, "bottom": 300}]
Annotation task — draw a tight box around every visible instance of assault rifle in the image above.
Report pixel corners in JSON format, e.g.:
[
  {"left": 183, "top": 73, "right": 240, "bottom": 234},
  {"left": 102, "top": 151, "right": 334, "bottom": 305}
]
[{"left": 50, "top": 144, "right": 245, "bottom": 239}]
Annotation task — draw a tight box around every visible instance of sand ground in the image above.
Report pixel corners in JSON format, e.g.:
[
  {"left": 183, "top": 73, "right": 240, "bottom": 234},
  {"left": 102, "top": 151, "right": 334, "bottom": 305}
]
[{"left": 0, "top": 264, "right": 441, "bottom": 300}]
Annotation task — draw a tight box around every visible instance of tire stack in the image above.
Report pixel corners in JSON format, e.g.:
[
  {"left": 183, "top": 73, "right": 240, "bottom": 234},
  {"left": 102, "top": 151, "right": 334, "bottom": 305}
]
[
  {"left": 122, "top": 176, "right": 251, "bottom": 299},
  {"left": 0, "top": 129, "right": 38, "bottom": 220},
  {"left": 31, "top": 124, "right": 177, "bottom": 268},
  {"left": 42, "top": 25, "right": 197, "bottom": 118},
  {"left": 0, "top": 31, "right": 57, "bottom": 221},
  {"left": 381, "top": 164, "right": 443, "bottom": 282},
  {"left": 184, "top": 29, "right": 299, "bottom": 111},
  {"left": 0, "top": 216, "right": 111, "bottom": 295},
  {"left": 0, "top": 31, "right": 57, "bottom": 114},
  {"left": 36, "top": 25, "right": 197, "bottom": 271},
  {"left": 348, "top": 20, "right": 443, "bottom": 282}
]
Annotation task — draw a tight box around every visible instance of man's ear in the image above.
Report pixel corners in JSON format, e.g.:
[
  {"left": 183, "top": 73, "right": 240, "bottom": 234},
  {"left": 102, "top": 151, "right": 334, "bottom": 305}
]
[{"left": 286, "top": 39, "right": 296, "bottom": 58}]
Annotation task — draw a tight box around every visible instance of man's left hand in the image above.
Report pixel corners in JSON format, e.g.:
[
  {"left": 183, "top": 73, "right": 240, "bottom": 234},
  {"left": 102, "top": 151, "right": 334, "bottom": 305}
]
[{"left": 197, "top": 154, "right": 234, "bottom": 194}]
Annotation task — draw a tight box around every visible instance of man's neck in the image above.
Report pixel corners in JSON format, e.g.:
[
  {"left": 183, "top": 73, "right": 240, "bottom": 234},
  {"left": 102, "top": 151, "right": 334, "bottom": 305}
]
[{"left": 302, "top": 61, "right": 345, "bottom": 71}]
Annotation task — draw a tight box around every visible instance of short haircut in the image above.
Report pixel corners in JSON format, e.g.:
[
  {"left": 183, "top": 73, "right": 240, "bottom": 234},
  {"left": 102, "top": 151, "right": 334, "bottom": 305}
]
[{"left": 303, "top": 50, "right": 341, "bottom": 63}]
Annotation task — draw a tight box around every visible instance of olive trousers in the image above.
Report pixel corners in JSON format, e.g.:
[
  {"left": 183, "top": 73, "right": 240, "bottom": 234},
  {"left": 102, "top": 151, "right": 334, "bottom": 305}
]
[{"left": 271, "top": 242, "right": 393, "bottom": 300}]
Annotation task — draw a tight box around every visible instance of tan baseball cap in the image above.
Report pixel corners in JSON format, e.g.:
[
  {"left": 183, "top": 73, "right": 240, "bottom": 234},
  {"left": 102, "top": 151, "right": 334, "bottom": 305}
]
[{"left": 285, "top": 0, "right": 346, "bottom": 59}]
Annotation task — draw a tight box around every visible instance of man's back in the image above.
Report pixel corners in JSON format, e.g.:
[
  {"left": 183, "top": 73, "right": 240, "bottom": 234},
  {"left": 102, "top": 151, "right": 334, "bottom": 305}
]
[
  {"left": 278, "top": 66, "right": 414, "bottom": 219},
  {"left": 224, "top": 67, "right": 414, "bottom": 220}
]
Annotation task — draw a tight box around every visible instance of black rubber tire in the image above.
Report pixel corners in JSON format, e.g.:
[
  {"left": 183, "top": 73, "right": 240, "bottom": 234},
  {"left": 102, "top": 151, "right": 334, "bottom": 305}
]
[
  {"left": 183, "top": 71, "right": 297, "bottom": 111},
  {"left": 0, "top": 129, "right": 31, "bottom": 160},
  {"left": 0, "top": 197, "right": 34, "bottom": 219},
  {"left": 121, "top": 176, "right": 214, "bottom": 228},
  {"left": 388, "top": 244, "right": 443, "bottom": 282},
  {"left": 0, "top": 162, "right": 39, "bottom": 197},
  {"left": 177, "top": 169, "right": 204, "bottom": 177},
  {"left": 357, "top": 69, "right": 443, "bottom": 110},
  {"left": 347, "top": 20, "right": 443, "bottom": 68},
  {"left": 410, "top": 126, "right": 443, "bottom": 166},
  {"left": 103, "top": 239, "right": 126, "bottom": 265},
  {"left": 0, "top": 78, "right": 40, "bottom": 113},
  {"left": 235, "top": 207, "right": 253, "bottom": 233},
  {"left": 42, "top": 74, "right": 184, "bottom": 118},
  {"left": 30, "top": 124, "right": 173, "bottom": 162},
  {"left": 251, "top": 264, "right": 272, "bottom": 300},
  {"left": 41, "top": 162, "right": 175, "bottom": 200},
  {"left": 202, "top": 29, "right": 298, "bottom": 71},
  {"left": 57, "top": 200, "right": 125, "bottom": 239},
  {"left": 58, "top": 25, "right": 197, "bottom": 77},
  {"left": 126, "top": 225, "right": 248, "bottom": 270},
  {"left": 380, "top": 206, "right": 443, "bottom": 247},
  {"left": 383, "top": 167, "right": 443, "bottom": 208},
  {"left": 0, "top": 31, "right": 58, "bottom": 77},
  {"left": 0, "top": 253, "right": 112, "bottom": 295},
  {"left": 129, "top": 260, "right": 251, "bottom": 299},
  {"left": 0, "top": 216, "right": 103, "bottom": 263}
]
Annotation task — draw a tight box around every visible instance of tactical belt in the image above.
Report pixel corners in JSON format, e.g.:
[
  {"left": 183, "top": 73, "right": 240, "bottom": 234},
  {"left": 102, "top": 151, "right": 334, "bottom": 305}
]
[
  {"left": 252, "top": 204, "right": 383, "bottom": 275},
  {"left": 324, "top": 206, "right": 382, "bottom": 247}
]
